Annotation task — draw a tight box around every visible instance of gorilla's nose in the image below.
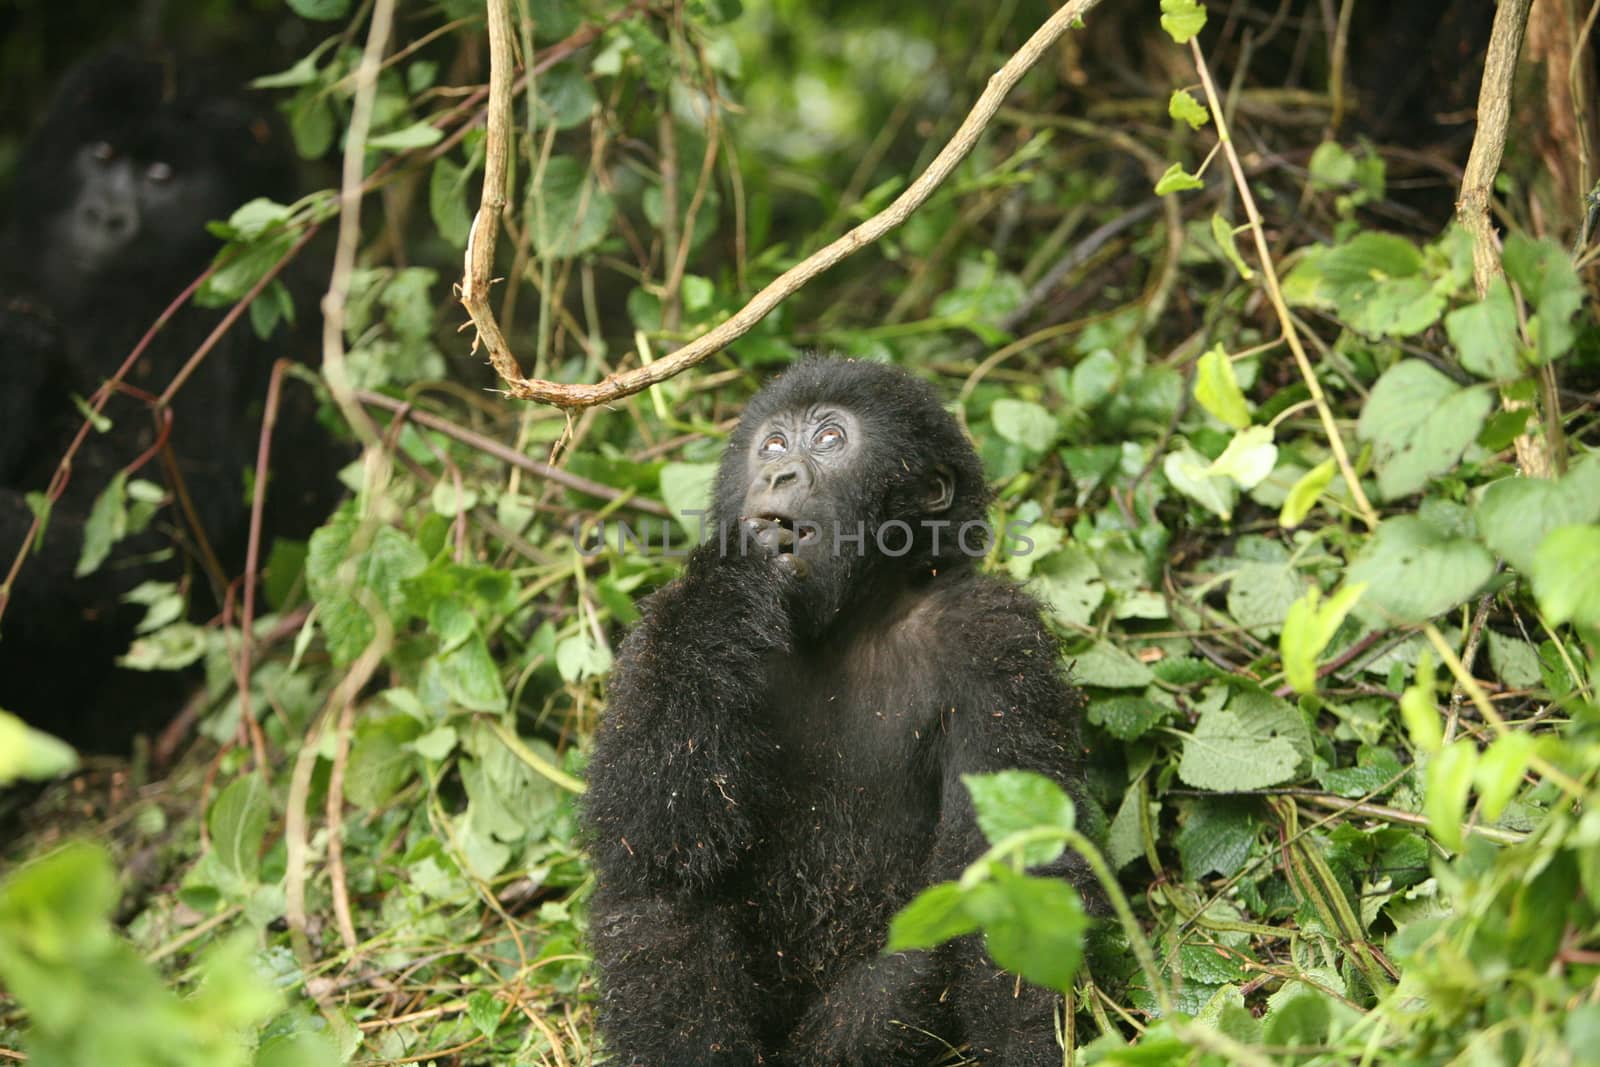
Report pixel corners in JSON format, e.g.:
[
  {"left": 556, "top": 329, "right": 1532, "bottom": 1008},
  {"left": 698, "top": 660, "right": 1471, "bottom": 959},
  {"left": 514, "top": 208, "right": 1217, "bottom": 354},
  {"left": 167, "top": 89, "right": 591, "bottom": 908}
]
[
  {"left": 83, "top": 198, "right": 138, "bottom": 240},
  {"left": 764, "top": 462, "right": 808, "bottom": 492}
]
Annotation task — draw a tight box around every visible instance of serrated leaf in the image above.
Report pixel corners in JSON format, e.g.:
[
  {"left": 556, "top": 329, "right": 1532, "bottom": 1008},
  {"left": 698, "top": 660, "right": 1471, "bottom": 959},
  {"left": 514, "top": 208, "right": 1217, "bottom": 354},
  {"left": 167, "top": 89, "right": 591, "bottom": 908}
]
[
  {"left": 1347, "top": 515, "right": 1494, "bottom": 624},
  {"left": 1280, "top": 583, "right": 1367, "bottom": 694},
  {"left": 556, "top": 634, "right": 613, "bottom": 682},
  {"left": 963, "top": 771, "right": 1074, "bottom": 867},
  {"left": 1424, "top": 740, "right": 1478, "bottom": 851},
  {"left": 1177, "top": 799, "right": 1258, "bottom": 879},
  {"left": 1088, "top": 695, "right": 1173, "bottom": 741},
  {"left": 887, "top": 882, "right": 979, "bottom": 950},
  {"left": 1070, "top": 641, "right": 1154, "bottom": 688},
  {"left": 1476, "top": 457, "right": 1600, "bottom": 572},
  {"left": 1226, "top": 560, "right": 1304, "bottom": 636},
  {"left": 288, "top": 0, "right": 350, "bottom": 19},
  {"left": 965, "top": 866, "right": 1088, "bottom": 993},
  {"left": 1530, "top": 524, "right": 1600, "bottom": 628},
  {"left": 1165, "top": 445, "right": 1238, "bottom": 519},
  {"left": 440, "top": 632, "right": 507, "bottom": 712},
  {"left": 1194, "top": 345, "right": 1251, "bottom": 429},
  {"left": 990, "top": 399, "right": 1058, "bottom": 453},
  {"left": 1159, "top": 0, "right": 1207, "bottom": 43},
  {"left": 1179, "top": 706, "right": 1302, "bottom": 791},
  {"left": 1169, "top": 89, "right": 1210, "bottom": 129},
  {"left": 1357, "top": 360, "right": 1492, "bottom": 500},
  {"left": 1444, "top": 277, "right": 1521, "bottom": 380},
  {"left": 1503, "top": 233, "right": 1582, "bottom": 365}
]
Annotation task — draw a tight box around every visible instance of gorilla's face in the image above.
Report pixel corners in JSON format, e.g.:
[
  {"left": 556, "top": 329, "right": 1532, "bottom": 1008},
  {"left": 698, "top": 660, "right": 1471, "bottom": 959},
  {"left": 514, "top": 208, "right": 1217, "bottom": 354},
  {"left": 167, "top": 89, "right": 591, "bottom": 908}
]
[
  {"left": 737, "top": 405, "right": 864, "bottom": 571},
  {"left": 45, "top": 139, "right": 227, "bottom": 303}
]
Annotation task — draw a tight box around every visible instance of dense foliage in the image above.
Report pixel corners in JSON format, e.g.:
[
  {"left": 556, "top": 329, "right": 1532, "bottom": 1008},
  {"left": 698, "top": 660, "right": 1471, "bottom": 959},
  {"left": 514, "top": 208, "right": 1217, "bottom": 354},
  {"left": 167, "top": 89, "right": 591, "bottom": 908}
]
[{"left": 3, "top": 0, "right": 1599, "bottom": 1064}]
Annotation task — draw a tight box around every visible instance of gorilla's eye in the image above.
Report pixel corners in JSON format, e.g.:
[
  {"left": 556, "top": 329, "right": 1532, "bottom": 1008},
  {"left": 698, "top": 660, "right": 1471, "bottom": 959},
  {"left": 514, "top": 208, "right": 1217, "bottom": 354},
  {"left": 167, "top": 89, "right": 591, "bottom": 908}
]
[
  {"left": 145, "top": 162, "right": 174, "bottom": 184},
  {"left": 760, "top": 433, "right": 788, "bottom": 455},
  {"left": 90, "top": 141, "right": 115, "bottom": 162},
  {"left": 813, "top": 425, "right": 845, "bottom": 449}
]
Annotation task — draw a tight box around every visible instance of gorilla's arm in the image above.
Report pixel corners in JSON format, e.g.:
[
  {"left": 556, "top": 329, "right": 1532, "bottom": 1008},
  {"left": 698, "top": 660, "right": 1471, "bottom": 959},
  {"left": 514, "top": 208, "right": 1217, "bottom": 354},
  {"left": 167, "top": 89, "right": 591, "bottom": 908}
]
[{"left": 583, "top": 542, "right": 792, "bottom": 893}]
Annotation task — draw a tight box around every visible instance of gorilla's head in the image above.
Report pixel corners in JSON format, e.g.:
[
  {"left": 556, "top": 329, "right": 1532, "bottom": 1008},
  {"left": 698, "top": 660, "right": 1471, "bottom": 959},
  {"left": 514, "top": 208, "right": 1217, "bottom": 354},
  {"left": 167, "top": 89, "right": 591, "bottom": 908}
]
[
  {"left": 11, "top": 52, "right": 294, "bottom": 310},
  {"left": 711, "top": 358, "right": 990, "bottom": 626}
]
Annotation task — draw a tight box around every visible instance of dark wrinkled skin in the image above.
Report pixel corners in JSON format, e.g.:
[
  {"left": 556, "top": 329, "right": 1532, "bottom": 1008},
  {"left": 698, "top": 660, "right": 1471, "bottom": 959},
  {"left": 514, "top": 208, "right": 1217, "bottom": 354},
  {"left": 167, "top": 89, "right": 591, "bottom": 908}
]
[{"left": 583, "top": 358, "right": 1090, "bottom": 1066}]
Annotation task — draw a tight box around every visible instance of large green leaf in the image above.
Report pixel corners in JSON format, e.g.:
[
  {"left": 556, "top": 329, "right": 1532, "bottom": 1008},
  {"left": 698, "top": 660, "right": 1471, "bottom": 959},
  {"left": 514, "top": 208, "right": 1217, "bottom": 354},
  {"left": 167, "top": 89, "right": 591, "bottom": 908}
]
[
  {"left": 1347, "top": 515, "right": 1494, "bottom": 623},
  {"left": 1357, "top": 360, "right": 1492, "bottom": 500}
]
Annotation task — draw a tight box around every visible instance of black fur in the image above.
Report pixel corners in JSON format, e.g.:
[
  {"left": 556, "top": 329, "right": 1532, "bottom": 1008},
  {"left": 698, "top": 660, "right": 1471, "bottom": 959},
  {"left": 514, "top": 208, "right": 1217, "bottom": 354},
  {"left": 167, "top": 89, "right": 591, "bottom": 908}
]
[
  {"left": 583, "top": 359, "right": 1089, "bottom": 1066},
  {"left": 0, "top": 52, "right": 320, "bottom": 749}
]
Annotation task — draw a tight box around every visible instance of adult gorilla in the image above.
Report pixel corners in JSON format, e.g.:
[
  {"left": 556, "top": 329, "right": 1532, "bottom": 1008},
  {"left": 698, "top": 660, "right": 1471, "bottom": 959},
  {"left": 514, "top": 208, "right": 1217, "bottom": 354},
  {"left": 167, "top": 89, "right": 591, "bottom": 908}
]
[
  {"left": 583, "top": 359, "right": 1089, "bottom": 1066},
  {"left": 0, "top": 52, "right": 317, "bottom": 749}
]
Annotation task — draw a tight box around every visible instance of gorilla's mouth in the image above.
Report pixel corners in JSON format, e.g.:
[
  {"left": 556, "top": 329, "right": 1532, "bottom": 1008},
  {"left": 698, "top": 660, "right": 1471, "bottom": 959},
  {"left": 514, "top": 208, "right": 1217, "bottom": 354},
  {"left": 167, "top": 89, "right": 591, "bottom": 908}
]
[{"left": 747, "top": 513, "right": 818, "bottom": 553}]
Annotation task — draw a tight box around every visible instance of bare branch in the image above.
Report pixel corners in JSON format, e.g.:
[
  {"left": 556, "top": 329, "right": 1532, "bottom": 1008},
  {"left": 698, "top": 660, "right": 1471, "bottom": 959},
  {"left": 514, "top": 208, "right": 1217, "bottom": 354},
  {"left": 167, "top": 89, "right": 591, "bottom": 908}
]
[{"left": 461, "top": 0, "right": 1108, "bottom": 410}]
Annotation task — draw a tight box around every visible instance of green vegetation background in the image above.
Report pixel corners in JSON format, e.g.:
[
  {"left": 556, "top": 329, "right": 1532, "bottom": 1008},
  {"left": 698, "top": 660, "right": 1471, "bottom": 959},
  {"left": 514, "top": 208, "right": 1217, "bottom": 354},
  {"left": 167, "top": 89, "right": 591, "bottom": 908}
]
[{"left": 2, "top": 0, "right": 1599, "bottom": 1064}]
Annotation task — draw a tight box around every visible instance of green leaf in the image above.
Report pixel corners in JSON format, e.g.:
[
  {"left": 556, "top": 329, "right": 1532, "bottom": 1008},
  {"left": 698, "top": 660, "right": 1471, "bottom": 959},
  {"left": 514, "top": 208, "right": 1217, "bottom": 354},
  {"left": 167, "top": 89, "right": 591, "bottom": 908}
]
[
  {"left": 1070, "top": 641, "right": 1154, "bottom": 688},
  {"left": 1177, "top": 798, "right": 1258, "bottom": 879},
  {"left": 1155, "top": 162, "right": 1204, "bottom": 195},
  {"left": 76, "top": 471, "right": 130, "bottom": 577},
  {"left": 1444, "top": 277, "right": 1521, "bottom": 380},
  {"left": 1280, "top": 583, "right": 1366, "bottom": 694},
  {"left": 1357, "top": 360, "right": 1493, "bottom": 500},
  {"left": 1279, "top": 457, "right": 1335, "bottom": 528},
  {"left": 1530, "top": 524, "right": 1600, "bottom": 628},
  {"left": 1179, "top": 702, "right": 1304, "bottom": 791},
  {"left": 1164, "top": 444, "right": 1238, "bottom": 519},
  {"left": 887, "top": 881, "right": 980, "bottom": 951},
  {"left": 1347, "top": 515, "right": 1494, "bottom": 624},
  {"left": 345, "top": 714, "right": 424, "bottom": 810},
  {"left": 287, "top": 0, "right": 350, "bottom": 20},
  {"left": 620, "top": 18, "right": 674, "bottom": 90},
  {"left": 1424, "top": 740, "right": 1479, "bottom": 851},
  {"left": 529, "top": 156, "right": 615, "bottom": 257},
  {"left": 466, "top": 990, "right": 502, "bottom": 1039},
  {"left": 0, "top": 711, "right": 78, "bottom": 783},
  {"left": 430, "top": 155, "right": 473, "bottom": 249},
  {"left": 1286, "top": 232, "right": 1445, "bottom": 336},
  {"left": 1476, "top": 457, "right": 1600, "bottom": 572},
  {"left": 1088, "top": 696, "right": 1173, "bottom": 741},
  {"left": 1207, "top": 426, "right": 1278, "bottom": 490},
  {"left": 659, "top": 461, "right": 718, "bottom": 540},
  {"left": 1226, "top": 560, "right": 1305, "bottom": 636},
  {"left": 1194, "top": 345, "right": 1251, "bottom": 429},
  {"left": 440, "top": 632, "right": 508, "bottom": 712},
  {"left": 1474, "top": 733, "right": 1534, "bottom": 822},
  {"left": 1159, "top": 0, "right": 1207, "bottom": 43},
  {"left": 966, "top": 866, "right": 1088, "bottom": 993},
  {"left": 208, "top": 776, "right": 271, "bottom": 883},
  {"left": 556, "top": 634, "right": 613, "bottom": 682},
  {"left": 1169, "top": 89, "right": 1210, "bottom": 129},
  {"left": 962, "top": 771, "right": 1074, "bottom": 867},
  {"left": 368, "top": 121, "right": 443, "bottom": 151},
  {"left": 534, "top": 62, "right": 598, "bottom": 130},
  {"left": 1503, "top": 233, "right": 1583, "bottom": 365},
  {"left": 1399, "top": 649, "right": 1443, "bottom": 754},
  {"left": 1210, "top": 213, "right": 1254, "bottom": 280},
  {"left": 990, "top": 398, "right": 1059, "bottom": 453}
]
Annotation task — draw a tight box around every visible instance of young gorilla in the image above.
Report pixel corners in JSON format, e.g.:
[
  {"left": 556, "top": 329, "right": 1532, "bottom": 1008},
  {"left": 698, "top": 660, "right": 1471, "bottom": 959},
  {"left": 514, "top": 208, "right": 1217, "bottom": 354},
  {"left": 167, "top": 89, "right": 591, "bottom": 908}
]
[{"left": 583, "top": 359, "right": 1088, "bottom": 1066}]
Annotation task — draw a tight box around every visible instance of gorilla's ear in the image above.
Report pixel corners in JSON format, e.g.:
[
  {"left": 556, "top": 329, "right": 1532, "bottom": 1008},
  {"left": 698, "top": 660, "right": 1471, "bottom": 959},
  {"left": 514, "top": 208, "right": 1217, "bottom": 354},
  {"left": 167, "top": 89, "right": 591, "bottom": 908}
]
[{"left": 924, "top": 465, "right": 956, "bottom": 513}]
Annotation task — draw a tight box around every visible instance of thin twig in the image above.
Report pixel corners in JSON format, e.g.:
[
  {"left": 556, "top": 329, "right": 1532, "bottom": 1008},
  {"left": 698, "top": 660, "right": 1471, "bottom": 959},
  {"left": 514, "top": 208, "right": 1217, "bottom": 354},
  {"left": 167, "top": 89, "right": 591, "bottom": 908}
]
[
  {"left": 1189, "top": 41, "right": 1380, "bottom": 529},
  {"left": 464, "top": 0, "right": 1109, "bottom": 409}
]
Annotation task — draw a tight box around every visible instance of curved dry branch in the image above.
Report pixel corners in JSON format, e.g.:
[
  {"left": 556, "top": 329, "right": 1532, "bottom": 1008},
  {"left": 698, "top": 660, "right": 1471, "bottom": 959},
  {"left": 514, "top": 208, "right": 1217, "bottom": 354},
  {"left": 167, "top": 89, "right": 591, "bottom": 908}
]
[{"left": 460, "top": 0, "right": 1107, "bottom": 410}]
